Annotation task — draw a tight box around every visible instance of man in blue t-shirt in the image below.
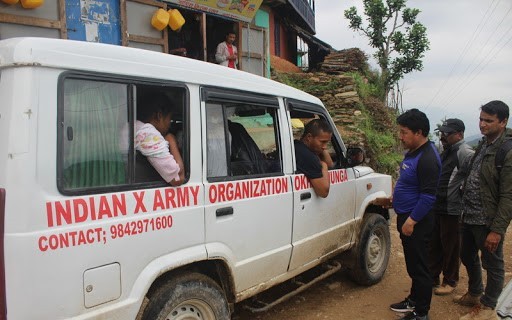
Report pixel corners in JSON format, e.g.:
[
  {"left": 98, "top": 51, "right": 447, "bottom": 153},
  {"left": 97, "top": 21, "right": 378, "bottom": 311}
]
[
  {"left": 389, "top": 109, "right": 441, "bottom": 320},
  {"left": 294, "top": 119, "right": 334, "bottom": 198}
]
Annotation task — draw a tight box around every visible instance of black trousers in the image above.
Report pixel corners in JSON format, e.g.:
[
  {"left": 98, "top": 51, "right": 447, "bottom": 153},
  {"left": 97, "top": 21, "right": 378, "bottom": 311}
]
[
  {"left": 428, "top": 214, "right": 460, "bottom": 287},
  {"left": 397, "top": 212, "right": 434, "bottom": 316}
]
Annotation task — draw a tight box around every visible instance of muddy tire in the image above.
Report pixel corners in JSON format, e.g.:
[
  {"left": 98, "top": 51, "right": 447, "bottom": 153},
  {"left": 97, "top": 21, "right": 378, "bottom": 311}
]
[
  {"left": 349, "top": 214, "right": 390, "bottom": 286},
  {"left": 141, "top": 272, "right": 230, "bottom": 320}
]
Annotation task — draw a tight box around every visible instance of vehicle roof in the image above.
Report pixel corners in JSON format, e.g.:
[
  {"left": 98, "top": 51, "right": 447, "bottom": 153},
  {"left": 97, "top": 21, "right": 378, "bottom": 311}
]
[{"left": 0, "top": 37, "right": 322, "bottom": 105}]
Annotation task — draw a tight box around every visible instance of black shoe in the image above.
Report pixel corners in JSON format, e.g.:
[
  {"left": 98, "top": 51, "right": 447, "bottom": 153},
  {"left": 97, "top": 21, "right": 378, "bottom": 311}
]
[
  {"left": 390, "top": 297, "right": 415, "bottom": 312},
  {"left": 399, "top": 311, "right": 429, "bottom": 320}
]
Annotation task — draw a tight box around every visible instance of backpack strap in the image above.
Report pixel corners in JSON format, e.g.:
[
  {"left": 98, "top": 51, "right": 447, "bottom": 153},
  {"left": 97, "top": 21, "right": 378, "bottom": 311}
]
[{"left": 495, "top": 138, "right": 512, "bottom": 173}]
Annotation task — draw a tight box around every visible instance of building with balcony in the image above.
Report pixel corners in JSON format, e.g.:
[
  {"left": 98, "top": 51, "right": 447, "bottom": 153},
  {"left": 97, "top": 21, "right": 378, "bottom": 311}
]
[{"left": 0, "top": 0, "right": 331, "bottom": 76}]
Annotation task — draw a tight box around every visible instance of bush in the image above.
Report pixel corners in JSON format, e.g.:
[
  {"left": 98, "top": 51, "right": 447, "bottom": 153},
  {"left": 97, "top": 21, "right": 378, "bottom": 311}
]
[
  {"left": 348, "top": 69, "right": 385, "bottom": 101},
  {"left": 358, "top": 107, "right": 401, "bottom": 178}
]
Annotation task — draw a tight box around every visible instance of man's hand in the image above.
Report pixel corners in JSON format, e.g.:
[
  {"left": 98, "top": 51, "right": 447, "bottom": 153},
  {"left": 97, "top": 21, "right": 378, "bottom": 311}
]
[
  {"left": 485, "top": 231, "right": 502, "bottom": 252},
  {"left": 319, "top": 149, "right": 334, "bottom": 168},
  {"left": 401, "top": 217, "right": 417, "bottom": 236}
]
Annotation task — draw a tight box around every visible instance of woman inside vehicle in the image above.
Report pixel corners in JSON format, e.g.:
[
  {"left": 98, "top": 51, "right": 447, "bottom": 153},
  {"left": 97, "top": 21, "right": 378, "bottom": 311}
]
[{"left": 135, "top": 92, "right": 184, "bottom": 186}]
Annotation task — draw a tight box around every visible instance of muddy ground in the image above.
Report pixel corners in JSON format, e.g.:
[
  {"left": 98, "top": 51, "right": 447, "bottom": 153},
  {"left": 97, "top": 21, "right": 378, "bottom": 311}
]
[{"left": 233, "top": 215, "right": 512, "bottom": 320}]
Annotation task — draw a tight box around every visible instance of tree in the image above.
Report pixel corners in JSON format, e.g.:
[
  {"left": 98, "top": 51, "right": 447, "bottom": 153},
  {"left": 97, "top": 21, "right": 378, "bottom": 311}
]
[{"left": 344, "top": 0, "right": 430, "bottom": 107}]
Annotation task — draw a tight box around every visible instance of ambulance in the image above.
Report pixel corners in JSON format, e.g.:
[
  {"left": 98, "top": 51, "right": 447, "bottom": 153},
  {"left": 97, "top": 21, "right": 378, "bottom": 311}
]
[{"left": 0, "top": 37, "right": 392, "bottom": 320}]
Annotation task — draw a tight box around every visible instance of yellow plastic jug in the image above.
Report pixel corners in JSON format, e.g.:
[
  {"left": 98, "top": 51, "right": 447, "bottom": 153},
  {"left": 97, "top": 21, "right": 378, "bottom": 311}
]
[
  {"left": 20, "top": 0, "right": 44, "bottom": 8},
  {"left": 168, "top": 9, "right": 185, "bottom": 31},
  {"left": 151, "top": 8, "right": 170, "bottom": 31}
]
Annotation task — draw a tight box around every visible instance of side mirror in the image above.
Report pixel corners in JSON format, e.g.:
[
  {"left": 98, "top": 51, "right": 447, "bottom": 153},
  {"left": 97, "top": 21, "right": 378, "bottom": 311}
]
[{"left": 346, "top": 147, "right": 365, "bottom": 167}]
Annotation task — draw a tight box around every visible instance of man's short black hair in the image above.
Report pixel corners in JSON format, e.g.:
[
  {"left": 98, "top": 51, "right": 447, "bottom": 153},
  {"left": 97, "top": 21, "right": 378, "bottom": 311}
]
[
  {"left": 397, "top": 108, "right": 430, "bottom": 137},
  {"left": 226, "top": 31, "right": 236, "bottom": 37},
  {"left": 301, "top": 118, "right": 333, "bottom": 139},
  {"left": 481, "top": 100, "right": 509, "bottom": 122}
]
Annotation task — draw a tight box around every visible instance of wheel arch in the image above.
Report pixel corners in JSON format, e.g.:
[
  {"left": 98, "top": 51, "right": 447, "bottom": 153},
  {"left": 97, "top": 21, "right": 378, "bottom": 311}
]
[
  {"left": 147, "top": 259, "right": 235, "bottom": 300},
  {"left": 364, "top": 204, "right": 390, "bottom": 221},
  {"left": 137, "top": 258, "right": 236, "bottom": 318}
]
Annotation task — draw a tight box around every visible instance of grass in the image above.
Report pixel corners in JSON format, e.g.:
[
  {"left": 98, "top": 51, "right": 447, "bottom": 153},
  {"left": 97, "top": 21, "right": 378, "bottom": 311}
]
[
  {"left": 272, "top": 73, "right": 341, "bottom": 93},
  {"left": 358, "top": 107, "right": 401, "bottom": 178},
  {"left": 345, "top": 70, "right": 401, "bottom": 178},
  {"left": 347, "top": 71, "right": 385, "bottom": 101}
]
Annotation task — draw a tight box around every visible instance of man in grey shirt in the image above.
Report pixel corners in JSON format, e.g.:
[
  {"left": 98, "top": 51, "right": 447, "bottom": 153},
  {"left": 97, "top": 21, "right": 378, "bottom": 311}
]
[{"left": 429, "top": 119, "right": 473, "bottom": 296}]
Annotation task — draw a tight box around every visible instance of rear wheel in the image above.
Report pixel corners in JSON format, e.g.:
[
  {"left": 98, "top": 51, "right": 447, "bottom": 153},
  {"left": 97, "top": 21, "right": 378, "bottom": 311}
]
[
  {"left": 349, "top": 213, "right": 390, "bottom": 286},
  {"left": 141, "top": 272, "right": 230, "bottom": 320}
]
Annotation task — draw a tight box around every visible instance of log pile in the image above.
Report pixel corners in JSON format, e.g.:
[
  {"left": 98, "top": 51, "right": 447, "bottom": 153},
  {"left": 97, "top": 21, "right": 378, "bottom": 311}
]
[{"left": 319, "top": 48, "right": 368, "bottom": 74}]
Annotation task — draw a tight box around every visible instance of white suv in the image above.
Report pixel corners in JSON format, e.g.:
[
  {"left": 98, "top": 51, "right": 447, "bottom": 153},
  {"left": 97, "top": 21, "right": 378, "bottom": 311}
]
[{"left": 0, "top": 37, "right": 392, "bottom": 320}]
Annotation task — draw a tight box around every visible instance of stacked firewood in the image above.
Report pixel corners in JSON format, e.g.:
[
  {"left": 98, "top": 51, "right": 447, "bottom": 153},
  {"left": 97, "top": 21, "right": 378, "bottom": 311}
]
[{"left": 319, "top": 48, "right": 368, "bottom": 73}]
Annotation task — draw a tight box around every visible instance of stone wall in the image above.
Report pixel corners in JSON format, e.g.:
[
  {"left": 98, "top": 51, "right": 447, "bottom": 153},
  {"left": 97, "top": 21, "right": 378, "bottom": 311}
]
[{"left": 272, "top": 71, "right": 368, "bottom": 149}]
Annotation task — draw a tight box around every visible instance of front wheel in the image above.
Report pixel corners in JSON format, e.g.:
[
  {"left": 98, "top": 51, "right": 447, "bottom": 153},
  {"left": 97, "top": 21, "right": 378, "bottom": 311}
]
[
  {"left": 141, "top": 272, "right": 230, "bottom": 320},
  {"left": 349, "top": 213, "right": 391, "bottom": 286}
]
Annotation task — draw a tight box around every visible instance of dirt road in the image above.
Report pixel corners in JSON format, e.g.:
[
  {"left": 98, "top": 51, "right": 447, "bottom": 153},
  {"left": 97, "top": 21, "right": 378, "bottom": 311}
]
[{"left": 233, "top": 216, "right": 512, "bottom": 320}]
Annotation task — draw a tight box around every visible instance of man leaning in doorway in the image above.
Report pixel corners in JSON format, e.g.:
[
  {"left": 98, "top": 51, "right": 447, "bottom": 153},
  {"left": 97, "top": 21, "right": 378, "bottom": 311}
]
[
  {"left": 215, "top": 31, "right": 238, "bottom": 69},
  {"left": 429, "top": 118, "right": 474, "bottom": 296},
  {"left": 294, "top": 119, "right": 333, "bottom": 198}
]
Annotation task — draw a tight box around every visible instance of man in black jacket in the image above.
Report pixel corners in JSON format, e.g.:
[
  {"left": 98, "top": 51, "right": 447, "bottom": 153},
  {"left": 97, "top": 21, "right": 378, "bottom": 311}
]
[{"left": 429, "top": 119, "right": 474, "bottom": 296}]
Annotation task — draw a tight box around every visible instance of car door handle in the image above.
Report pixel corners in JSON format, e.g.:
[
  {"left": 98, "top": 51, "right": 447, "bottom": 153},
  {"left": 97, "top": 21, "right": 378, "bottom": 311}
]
[
  {"left": 300, "top": 192, "right": 311, "bottom": 201},
  {"left": 216, "top": 207, "right": 234, "bottom": 217}
]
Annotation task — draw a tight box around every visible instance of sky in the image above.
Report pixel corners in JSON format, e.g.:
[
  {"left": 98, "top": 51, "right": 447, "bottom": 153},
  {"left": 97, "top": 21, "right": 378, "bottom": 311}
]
[{"left": 314, "top": 0, "right": 512, "bottom": 138}]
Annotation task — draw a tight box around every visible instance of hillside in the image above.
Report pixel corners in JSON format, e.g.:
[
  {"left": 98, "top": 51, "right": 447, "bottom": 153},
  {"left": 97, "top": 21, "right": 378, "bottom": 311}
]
[{"left": 272, "top": 49, "right": 401, "bottom": 177}]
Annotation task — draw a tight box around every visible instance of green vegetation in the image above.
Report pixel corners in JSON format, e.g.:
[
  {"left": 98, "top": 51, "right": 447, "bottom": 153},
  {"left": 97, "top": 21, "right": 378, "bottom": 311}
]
[
  {"left": 344, "top": 0, "right": 430, "bottom": 104},
  {"left": 359, "top": 107, "right": 402, "bottom": 177},
  {"left": 349, "top": 71, "right": 401, "bottom": 178},
  {"left": 273, "top": 73, "right": 342, "bottom": 93},
  {"left": 348, "top": 71, "right": 385, "bottom": 100}
]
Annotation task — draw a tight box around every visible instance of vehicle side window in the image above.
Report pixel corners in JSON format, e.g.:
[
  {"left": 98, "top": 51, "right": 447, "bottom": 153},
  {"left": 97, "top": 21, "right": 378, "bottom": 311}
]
[
  {"left": 206, "top": 101, "right": 282, "bottom": 180},
  {"left": 206, "top": 103, "right": 228, "bottom": 178},
  {"left": 58, "top": 76, "right": 188, "bottom": 194},
  {"left": 290, "top": 109, "right": 347, "bottom": 169},
  {"left": 61, "top": 79, "right": 129, "bottom": 190}
]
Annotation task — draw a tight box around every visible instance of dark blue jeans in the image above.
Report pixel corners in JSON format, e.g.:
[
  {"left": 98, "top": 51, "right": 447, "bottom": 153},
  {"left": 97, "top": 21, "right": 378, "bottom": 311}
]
[
  {"left": 460, "top": 223, "right": 505, "bottom": 308},
  {"left": 397, "top": 212, "right": 434, "bottom": 316}
]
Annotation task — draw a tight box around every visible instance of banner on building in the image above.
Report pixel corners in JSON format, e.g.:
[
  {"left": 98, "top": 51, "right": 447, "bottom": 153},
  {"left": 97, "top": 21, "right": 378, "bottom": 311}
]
[{"left": 164, "top": 0, "right": 263, "bottom": 23}]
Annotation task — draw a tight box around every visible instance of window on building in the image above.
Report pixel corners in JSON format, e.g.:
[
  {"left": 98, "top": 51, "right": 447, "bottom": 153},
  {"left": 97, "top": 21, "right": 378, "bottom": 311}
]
[
  {"left": 168, "top": 10, "right": 203, "bottom": 60},
  {"left": 297, "top": 36, "right": 309, "bottom": 70}
]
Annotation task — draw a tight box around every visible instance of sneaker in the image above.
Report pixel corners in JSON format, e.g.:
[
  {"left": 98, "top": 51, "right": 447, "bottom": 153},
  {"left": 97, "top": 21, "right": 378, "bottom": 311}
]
[
  {"left": 434, "top": 284, "right": 456, "bottom": 296},
  {"left": 453, "top": 292, "right": 482, "bottom": 307},
  {"left": 390, "top": 297, "right": 416, "bottom": 312},
  {"left": 399, "top": 311, "right": 429, "bottom": 320},
  {"left": 459, "top": 304, "right": 498, "bottom": 320}
]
